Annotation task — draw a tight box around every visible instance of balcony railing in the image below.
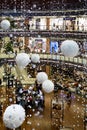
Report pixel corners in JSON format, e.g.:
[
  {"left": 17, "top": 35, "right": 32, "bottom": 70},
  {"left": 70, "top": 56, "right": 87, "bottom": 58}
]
[
  {"left": 0, "top": 52, "right": 87, "bottom": 67},
  {"left": 0, "top": 8, "right": 87, "bottom": 16}
]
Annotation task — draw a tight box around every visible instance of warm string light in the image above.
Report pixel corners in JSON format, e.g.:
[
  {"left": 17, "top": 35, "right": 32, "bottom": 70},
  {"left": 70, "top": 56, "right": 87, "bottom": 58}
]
[{"left": 72, "top": 95, "right": 86, "bottom": 129}]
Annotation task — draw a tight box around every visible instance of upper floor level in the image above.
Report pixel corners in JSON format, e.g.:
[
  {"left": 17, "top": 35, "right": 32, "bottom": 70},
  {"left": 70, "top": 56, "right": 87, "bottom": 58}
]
[
  {"left": 0, "top": 0, "right": 87, "bottom": 12},
  {"left": 0, "top": 15, "right": 87, "bottom": 31},
  {"left": 0, "top": 15, "right": 87, "bottom": 39}
]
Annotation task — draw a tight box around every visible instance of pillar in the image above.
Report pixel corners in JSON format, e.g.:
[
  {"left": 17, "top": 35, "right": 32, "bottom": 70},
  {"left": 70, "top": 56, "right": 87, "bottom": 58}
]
[
  {"left": 46, "top": 38, "right": 50, "bottom": 53},
  {"left": 46, "top": 65, "right": 50, "bottom": 77},
  {"left": 24, "top": 37, "right": 29, "bottom": 47},
  {"left": 46, "top": 18, "right": 50, "bottom": 30}
]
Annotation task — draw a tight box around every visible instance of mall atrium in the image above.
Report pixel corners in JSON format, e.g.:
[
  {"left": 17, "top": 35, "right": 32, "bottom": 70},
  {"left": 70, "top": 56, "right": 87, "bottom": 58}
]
[{"left": 0, "top": 0, "right": 87, "bottom": 130}]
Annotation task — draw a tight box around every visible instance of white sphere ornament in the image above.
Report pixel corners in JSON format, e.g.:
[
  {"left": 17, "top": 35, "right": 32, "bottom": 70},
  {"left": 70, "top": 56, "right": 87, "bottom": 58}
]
[
  {"left": 31, "top": 54, "right": 40, "bottom": 63},
  {"left": 9, "top": 34, "right": 13, "bottom": 38},
  {"left": 1, "top": 19, "right": 10, "bottom": 30},
  {"left": 32, "top": 64, "right": 36, "bottom": 68},
  {"left": 42, "top": 80, "right": 54, "bottom": 93},
  {"left": 3, "top": 104, "right": 25, "bottom": 129},
  {"left": 61, "top": 40, "right": 79, "bottom": 57},
  {"left": 36, "top": 72, "right": 48, "bottom": 84},
  {"left": 15, "top": 53, "right": 31, "bottom": 69}
]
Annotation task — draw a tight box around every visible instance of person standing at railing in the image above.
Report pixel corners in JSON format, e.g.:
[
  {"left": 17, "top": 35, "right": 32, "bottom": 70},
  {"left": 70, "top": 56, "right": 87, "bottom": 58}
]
[
  {"left": 0, "top": 102, "right": 2, "bottom": 116},
  {"left": 28, "top": 23, "right": 30, "bottom": 30},
  {"left": 65, "top": 91, "right": 72, "bottom": 107},
  {"left": 81, "top": 24, "right": 84, "bottom": 31},
  {"left": 53, "top": 23, "right": 56, "bottom": 30}
]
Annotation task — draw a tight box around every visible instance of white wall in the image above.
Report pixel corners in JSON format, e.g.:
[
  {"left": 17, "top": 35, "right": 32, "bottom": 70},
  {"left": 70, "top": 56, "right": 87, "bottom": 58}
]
[{"left": 40, "top": 18, "right": 46, "bottom": 30}]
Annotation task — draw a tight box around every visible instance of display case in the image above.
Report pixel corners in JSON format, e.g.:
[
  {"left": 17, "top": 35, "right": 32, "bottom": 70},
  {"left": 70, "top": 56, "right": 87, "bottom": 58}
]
[{"left": 51, "top": 97, "right": 64, "bottom": 128}]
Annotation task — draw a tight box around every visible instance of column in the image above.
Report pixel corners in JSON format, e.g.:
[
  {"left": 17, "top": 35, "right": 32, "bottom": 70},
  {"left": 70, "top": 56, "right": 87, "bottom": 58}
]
[
  {"left": 46, "top": 18, "right": 50, "bottom": 30},
  {"left": 24, "top": 37, "right": 29, "bottom": 47},
  {"left": 46, "top": 38, "right": 50, "bottom": 53},
  {"left": 46, "top": 65, "right": 50, "bottom": 77},
  {"left": 24, "top": 18, "right": 29, "bottom": 30},
  {"left": 24, "top": 37, "right": 30, "bottom": 53}
]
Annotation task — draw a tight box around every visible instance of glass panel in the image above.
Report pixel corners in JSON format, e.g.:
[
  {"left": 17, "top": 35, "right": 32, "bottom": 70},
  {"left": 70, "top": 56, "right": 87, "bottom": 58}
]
[
  {"left": 65, "top": 56, "right": 69, "bottom": 61},
  {"left": 43, "top": 54, "right": 47, "bottom": 59},
  {"left": 78, "top": 57, "right": 82, "bottom": 63},
  {"left": 48, "top": 54, "right": 51, "bottom": 59},
  {"left": 74, "top": 58, "right": 78, "bottom": 63},
  {"left": 82, "top": 59, "right": 87, "bottom": 65},
  {"left": 69, "top": 57, "right": 74, "bottom": 62},
  {"left": 60, "top": 56, "right": 65, "bottom": 61},
  {"left": 52, "top": 54, "right": 56, "bottom": 60},
  {"left": 57, "top": 55, "right": 60, "bottom": 60}
]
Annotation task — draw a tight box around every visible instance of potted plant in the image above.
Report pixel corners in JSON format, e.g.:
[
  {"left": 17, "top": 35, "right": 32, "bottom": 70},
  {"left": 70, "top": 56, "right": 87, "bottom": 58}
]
[{"left": 4, "top": 41, "right": 14, "bottom": 54}]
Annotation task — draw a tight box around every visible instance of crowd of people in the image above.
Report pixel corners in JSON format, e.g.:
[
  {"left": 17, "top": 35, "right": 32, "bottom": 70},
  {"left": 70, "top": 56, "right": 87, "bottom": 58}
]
[
  {"left": 50, "top": 63, "right": 86, "bottom": 98},
  {"left": 16, "top": 81, "right": 44, "bottom": 114}
]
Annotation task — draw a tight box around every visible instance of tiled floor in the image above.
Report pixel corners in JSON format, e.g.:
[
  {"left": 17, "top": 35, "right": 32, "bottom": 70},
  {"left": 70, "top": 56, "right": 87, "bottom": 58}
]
[{"left": 0, "top": 88, "right": 86, "bottom": 130}]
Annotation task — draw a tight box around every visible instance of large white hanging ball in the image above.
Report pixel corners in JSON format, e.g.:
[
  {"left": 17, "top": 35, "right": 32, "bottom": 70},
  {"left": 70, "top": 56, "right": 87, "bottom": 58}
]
[
  {"left": 61, "top": 40, "right": 79, "bottom": 57},
  {"left": 31, "top": 54, "right": 40, "bottom": 63},
  {"left": 3, "top": 104, "right": 25, "bottom": 129},
  {"left": 1, "top": 19, "right": 10, "bottom": 30},
  {"left": 42, "top": 80, "right": 54, "bottom": 93},
  {"left": 36, "top": 72, "right": 48, "bottom": 84},
  {"left": 15, "top": 53, "right": 31, "bottom": 69}
]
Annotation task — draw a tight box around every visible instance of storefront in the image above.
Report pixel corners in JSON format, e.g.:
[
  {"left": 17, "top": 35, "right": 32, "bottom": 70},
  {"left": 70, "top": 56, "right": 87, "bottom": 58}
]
[
  {"left": 29, "top": 17, "right": 47, "bottom": 30},
  {"left": 63, "top": 17, "right": 76, "bottom": 31},
  {"left": 50, "top": 17, "right": 64, "bottom": 30},
  {"left": 28, "top": 37, "right": 47, "bottom": 53},
  {"left": 78, "top": 17, "right": 87, "bottom": 31},
  {"left": 50, "top": 41, "right": 59, "bottom": 53}
]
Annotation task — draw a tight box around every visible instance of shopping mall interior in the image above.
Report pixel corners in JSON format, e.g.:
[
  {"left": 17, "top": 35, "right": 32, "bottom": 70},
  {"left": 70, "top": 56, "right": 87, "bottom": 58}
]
[{"left": 0, "top": 0, "right": 87, "bottom": 130}]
